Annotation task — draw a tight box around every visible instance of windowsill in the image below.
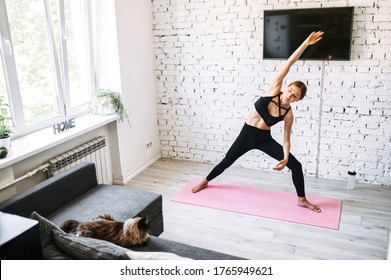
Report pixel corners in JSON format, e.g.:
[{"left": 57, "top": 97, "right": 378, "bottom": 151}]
[{"left": 0, "top": 114, "right": 117, "bottom": 170}]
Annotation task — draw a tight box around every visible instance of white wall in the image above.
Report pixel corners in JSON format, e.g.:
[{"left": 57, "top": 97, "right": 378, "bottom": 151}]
[
  {"left": 152, "top": 0, "right": 391, "bottom": 185},
  {"left": 93, "top": 0, "right": 161, "bottom": 184}
]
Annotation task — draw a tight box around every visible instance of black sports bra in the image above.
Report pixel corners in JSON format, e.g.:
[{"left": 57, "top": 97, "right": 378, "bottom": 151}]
[{"left": 254, "top": 92, "right": 291, "bottom": 127}]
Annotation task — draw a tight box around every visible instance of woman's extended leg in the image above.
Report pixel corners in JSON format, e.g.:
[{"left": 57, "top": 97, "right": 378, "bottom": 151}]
[
  {"left": 192, "top": 127, "right": 253, "bottom": 193},
  {"left": 257, "top": 137, "right": 321, "bottom": 212}
]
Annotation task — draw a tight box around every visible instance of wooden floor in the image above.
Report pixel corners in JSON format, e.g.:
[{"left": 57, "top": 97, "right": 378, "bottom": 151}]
[{"left": 126, "top": 158, "right": 391, "bottom": 260}]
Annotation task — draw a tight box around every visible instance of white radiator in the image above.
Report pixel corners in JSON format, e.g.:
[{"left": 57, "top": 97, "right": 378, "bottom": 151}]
[{"left": 46, "top": 136, "right": 112, "bottom": 184}]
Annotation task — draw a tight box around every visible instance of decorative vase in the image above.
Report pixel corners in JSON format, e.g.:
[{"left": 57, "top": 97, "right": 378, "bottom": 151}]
[
  {"left": 0, "top": 134, "right": 11, "bottom": 149},
  {"left": 90, "top": 96, "right": 116, "bottom": 116}
]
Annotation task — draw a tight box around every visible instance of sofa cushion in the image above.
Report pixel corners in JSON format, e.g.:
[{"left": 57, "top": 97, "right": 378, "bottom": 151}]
[
  {"left": 47, "top": 184, "right": 163, "bottom": 236},
  {"left": 126, "top": 250, "right": 192, "bottom": 260},
  {"left": 29, "top": 211, "right": 73, "bottom": 259},
  {"left": 52, "top": 229, "right": 129, "bottom": 260},
  {"left": 30, "top": 211, "right": 62, "bottom": 247},
  {"left": 131, "top": 236, "right": 244, "bottom": 260}
]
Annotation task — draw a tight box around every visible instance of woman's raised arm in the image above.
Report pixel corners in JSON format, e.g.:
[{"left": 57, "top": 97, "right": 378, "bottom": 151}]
[{"left": 266, "top": 31, "right": 324, "bottom": 96}]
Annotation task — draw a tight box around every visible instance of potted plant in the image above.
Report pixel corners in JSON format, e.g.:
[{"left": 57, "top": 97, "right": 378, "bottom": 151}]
[
  {"left": 0, "top": 95, "right": 13, "bottom": 152},
  {"left": 90, "top": 89, "right": 131, "bottom": 126}
]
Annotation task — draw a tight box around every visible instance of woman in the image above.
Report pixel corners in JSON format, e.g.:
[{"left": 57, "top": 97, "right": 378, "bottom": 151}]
[{"left": 192, "top": 31, "right": 324, "bottom": 213}]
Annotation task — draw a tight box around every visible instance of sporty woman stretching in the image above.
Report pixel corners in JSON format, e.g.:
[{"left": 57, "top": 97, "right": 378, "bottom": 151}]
[{"left": 192, "top": 31, "right": 324, "bottom": 213}]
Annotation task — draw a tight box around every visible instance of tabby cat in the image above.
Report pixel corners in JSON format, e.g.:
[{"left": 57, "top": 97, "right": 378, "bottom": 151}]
[{"left": 61, "top": 214, "right": 150, "bottom": 247}]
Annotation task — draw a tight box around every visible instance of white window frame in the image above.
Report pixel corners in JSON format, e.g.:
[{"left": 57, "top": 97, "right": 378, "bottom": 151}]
[
  {"left": 57, "top": 0, "right": 95, "bottom": 117},
  {"left": 0, "top": 0, "right": 95, "bottom": 138}
]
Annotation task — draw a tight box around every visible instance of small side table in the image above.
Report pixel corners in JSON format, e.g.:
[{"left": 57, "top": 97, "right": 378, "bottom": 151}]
[{"left": 0, "top": 211, "right": 43, "bottom": 259}]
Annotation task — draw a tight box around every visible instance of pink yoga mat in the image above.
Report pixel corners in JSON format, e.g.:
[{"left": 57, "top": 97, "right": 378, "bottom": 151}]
[{"left": 172, "top": 179, "right": 342, "bottom": 230}]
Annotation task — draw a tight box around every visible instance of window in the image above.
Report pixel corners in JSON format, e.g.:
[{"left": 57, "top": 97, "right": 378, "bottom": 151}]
[
  {"left": 0, "top": 0, "right": 94, "bottom": 136},
  {"left": 0, "top": 57, "right": 12, "bottom": 125}
]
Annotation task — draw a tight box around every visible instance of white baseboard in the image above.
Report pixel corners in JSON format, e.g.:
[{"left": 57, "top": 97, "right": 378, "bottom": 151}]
[{"left": 113, "top": 153, "right": 161, "bottom": 185}]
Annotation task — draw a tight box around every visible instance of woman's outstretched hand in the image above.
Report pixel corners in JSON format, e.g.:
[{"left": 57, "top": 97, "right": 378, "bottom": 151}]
[
  {"left": 305, "top": 31, "right": 324, "bottom": 46},
  {"left": 273, "top": 159, "right": 288, "bottom": 171}
]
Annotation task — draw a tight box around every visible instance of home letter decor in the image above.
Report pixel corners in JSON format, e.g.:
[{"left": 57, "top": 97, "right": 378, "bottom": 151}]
[{"left": 53, "top": 118, "right": 76, "bottom": 134}]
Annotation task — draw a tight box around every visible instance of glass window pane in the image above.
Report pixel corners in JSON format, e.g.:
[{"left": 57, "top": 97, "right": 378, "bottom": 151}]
[
  {"left": 0, "top": 57, "right": 13, "bottom": 127},
  {"left": 0, "top": 58, "right": 7, "bottom": 99},
  {"left": 6, "top": 0, "right": 59, "bottom": 125},
  {"left": 65, "top": 0, "right": 92, "bottom": 107}
]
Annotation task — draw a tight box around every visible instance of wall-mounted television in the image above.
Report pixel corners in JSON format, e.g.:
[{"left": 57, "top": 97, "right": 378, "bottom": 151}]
[{"left": 263, "top": 7, "right": 354, "bottom": 61}]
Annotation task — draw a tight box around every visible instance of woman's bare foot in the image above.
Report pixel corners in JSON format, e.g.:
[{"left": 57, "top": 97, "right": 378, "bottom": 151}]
[
  {"left": 298, "top": 197, "right": 321, "bottom": 213},
  {"left": 192, "top": 179, "right": 209, "bottom": 193}
]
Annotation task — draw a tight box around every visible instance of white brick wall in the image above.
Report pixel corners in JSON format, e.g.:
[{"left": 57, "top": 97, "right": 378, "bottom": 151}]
[{"left": 152, "top": 0, "right": 391, "bottom": 186}]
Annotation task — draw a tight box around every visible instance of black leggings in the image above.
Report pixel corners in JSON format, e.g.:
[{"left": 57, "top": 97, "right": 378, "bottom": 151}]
[{"left": 206, "top": 123, "right": 306, "bottom": 197}]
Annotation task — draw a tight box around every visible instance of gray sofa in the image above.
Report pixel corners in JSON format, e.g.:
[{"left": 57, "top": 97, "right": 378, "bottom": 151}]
[{"left": 0, "top": 162, "right": 242, "bottom": 260}]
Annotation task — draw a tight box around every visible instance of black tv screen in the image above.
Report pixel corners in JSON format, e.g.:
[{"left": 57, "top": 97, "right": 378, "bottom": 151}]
[{"left": 263, "top": 7, "right": 354, "bottom": 60}]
